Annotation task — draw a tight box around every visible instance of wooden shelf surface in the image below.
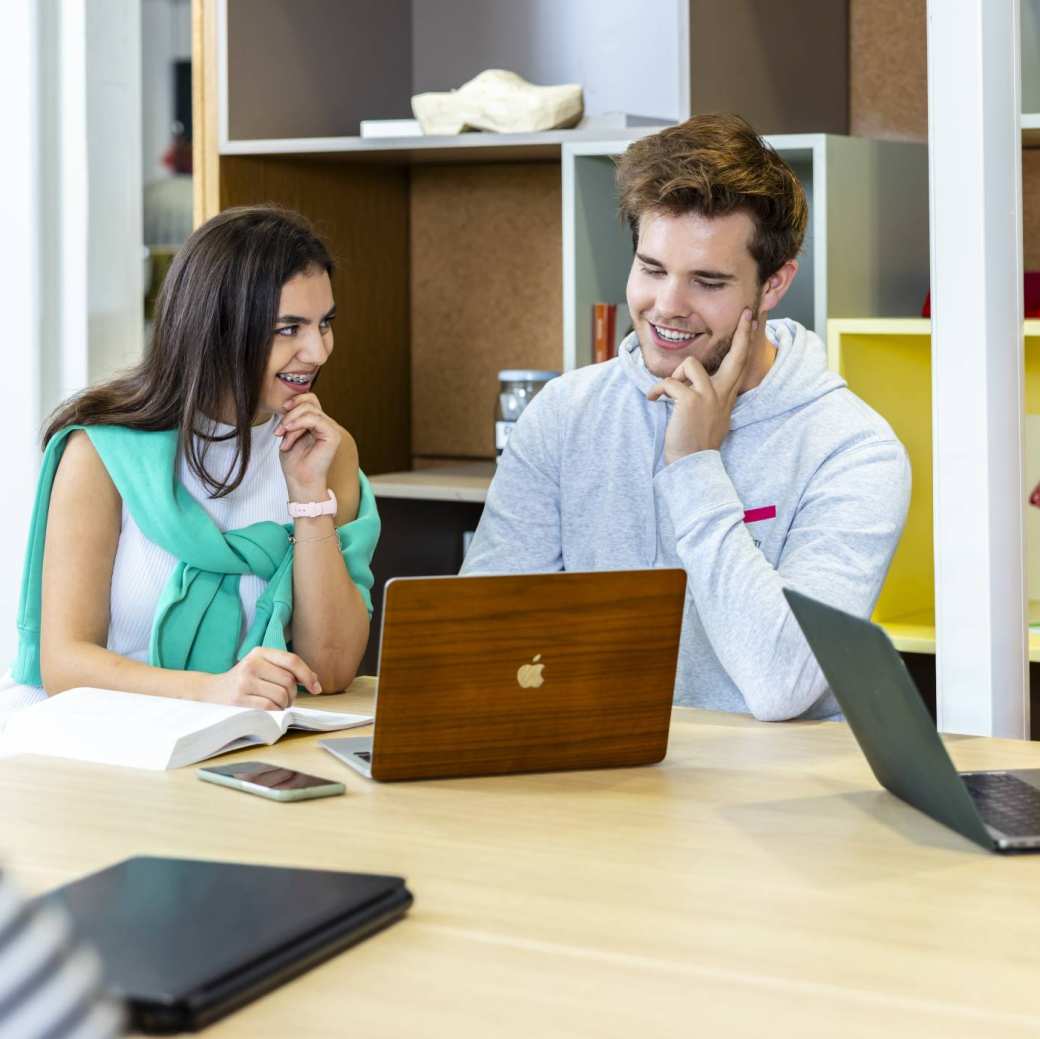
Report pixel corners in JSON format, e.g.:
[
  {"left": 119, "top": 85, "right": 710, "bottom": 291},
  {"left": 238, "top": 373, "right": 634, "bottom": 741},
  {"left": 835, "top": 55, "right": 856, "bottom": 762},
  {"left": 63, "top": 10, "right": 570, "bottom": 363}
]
[{"left": 369, "top": 462, "right": 495, "bottom": 503}]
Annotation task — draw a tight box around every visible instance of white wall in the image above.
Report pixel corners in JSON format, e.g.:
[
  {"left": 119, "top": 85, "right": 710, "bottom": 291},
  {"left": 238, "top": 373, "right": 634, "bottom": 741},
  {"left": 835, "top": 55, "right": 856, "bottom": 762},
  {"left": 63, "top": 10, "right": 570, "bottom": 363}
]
[
  {"left": 0, "top": 2, "right": 45, "bottom": 667},
  {"left": 0, "top": 0, "right": 143, "bottom": 667}
]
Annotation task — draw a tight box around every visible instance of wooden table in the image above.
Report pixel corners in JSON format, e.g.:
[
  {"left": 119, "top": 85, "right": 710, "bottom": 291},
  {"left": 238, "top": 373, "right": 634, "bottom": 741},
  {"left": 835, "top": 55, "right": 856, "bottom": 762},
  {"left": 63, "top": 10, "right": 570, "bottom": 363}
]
[{"left": 4, "top": 679, "right": 1040, "bottom": 1037}]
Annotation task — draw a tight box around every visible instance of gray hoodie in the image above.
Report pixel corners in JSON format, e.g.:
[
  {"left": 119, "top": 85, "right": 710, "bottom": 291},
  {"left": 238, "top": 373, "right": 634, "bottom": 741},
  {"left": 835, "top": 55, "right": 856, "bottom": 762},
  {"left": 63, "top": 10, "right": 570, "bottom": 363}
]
[{"left": 462, "top": 319, "right": 911, "bottom": 721}]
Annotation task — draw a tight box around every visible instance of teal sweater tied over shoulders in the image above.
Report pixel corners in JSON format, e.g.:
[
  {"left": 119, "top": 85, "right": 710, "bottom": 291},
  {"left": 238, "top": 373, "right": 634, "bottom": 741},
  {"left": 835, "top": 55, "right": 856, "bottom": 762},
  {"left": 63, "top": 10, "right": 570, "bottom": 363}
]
[{"left": 12, "top": 425, "right": 380, "bottom": 687}]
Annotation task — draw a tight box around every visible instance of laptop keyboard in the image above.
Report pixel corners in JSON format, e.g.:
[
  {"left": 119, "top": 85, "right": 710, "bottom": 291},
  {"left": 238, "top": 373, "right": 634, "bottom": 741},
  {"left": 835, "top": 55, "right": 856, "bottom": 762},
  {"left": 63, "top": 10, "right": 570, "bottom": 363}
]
[{"left": 962, "top": 773, "right": 1040, "bottom": 837}]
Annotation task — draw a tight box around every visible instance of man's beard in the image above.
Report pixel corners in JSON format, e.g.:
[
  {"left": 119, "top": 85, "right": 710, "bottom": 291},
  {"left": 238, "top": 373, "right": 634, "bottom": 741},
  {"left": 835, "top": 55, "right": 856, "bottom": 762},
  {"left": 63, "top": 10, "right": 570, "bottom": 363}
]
[
  {"left": 700, "top": 287, "right": 763, "bottom": 376},
  {"left": 699, "top": 335, "right": 732, "bottom": 376}
]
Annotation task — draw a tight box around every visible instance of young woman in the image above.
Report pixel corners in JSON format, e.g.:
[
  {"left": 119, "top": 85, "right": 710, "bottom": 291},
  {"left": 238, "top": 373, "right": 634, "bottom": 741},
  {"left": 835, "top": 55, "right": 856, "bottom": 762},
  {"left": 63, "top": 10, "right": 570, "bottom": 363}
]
[{"left": 3, "top": 206, "right": 378, "bottom": 714}]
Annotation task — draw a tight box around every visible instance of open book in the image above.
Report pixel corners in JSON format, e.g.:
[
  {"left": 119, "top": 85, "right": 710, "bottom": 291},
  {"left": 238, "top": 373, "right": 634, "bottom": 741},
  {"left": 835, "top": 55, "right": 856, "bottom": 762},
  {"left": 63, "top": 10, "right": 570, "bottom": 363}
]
[{"left": 0, "top": 688, "right": 372, "bottom": 770}]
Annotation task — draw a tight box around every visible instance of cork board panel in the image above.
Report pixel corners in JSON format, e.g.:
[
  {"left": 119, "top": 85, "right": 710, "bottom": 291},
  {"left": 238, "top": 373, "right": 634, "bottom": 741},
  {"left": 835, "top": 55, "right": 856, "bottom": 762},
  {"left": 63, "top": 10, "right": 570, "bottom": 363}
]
[
  {"left": 850, "top": 0, "right": 927, "bottom": 142},
  {"left": 1025, "top": 151, "right": 1040, "bottom": 270},
  {"left": 410, "top": 163, "right": 563, "bottom": 459},
  {"left": 220, "top": 155, "right": 411, "bottom": 476}
]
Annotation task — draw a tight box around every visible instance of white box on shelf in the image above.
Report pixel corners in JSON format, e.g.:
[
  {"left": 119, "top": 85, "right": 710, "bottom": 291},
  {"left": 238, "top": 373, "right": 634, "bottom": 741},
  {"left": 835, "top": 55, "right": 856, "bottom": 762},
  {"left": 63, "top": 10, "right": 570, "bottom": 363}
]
[{"left": 360, "top": 118, "right": 422, "bottom": 138}]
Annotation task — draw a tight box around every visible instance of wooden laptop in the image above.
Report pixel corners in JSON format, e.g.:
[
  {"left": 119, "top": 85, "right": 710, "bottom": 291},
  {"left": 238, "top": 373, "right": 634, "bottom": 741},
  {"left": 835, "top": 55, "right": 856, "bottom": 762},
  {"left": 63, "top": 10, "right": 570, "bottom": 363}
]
[{"left": 321, "top": 569, "right": 686, "bottom": 781}]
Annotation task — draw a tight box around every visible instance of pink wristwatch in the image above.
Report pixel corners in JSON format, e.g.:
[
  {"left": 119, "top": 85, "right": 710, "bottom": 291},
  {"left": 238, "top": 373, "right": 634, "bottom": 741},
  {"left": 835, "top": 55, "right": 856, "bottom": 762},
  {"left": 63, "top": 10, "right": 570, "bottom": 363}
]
[{"left": 287, "top": 489, "right": 337, "bottom": 519}]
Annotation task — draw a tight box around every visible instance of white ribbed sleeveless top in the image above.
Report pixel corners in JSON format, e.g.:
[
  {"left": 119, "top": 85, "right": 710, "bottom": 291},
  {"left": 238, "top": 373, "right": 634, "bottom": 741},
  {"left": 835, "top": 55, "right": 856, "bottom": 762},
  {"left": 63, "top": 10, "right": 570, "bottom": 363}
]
[
  {"left": 107, "top": 415, "right": 288, "bottom": 662},
  {"left": 0, "top": 416, "right": 288, "bottom": 715}
]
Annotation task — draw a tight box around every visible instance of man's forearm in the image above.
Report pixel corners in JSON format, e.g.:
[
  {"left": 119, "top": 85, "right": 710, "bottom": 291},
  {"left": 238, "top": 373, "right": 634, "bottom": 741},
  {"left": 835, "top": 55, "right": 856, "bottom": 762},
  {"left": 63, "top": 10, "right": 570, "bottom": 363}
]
[
  {"left": 655, "top": 446, "right": 905, "bottom": 721},
  {"left": 670, "top": 487, "right": 828, "bottom": 720}
]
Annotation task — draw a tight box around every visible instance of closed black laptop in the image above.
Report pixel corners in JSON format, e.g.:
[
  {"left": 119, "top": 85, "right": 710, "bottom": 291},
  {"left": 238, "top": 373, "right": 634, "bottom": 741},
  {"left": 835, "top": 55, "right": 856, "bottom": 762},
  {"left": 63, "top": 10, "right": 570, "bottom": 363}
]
[
  {"left": 38, "top": 857, "right": 412, "bottom": 1033},
  {"left": 784, "top": 588, "right": 1040, "bottom": 854}
]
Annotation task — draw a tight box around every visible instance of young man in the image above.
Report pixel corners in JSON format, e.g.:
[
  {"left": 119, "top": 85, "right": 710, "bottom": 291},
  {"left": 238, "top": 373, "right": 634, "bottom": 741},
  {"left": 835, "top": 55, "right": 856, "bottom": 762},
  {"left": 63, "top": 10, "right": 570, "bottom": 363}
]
[{"left": 461, "top": 114, "right": 910, "bottom": 721}]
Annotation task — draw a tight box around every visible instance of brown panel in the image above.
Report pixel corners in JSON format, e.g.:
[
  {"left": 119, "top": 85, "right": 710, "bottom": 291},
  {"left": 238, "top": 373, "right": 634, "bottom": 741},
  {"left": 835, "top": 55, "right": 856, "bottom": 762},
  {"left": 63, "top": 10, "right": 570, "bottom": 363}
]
[
  {"left": 410, "top": 163, "right": 563, "bottom": 459},
  {"left": 850, "top": 0, "right": 927, "bottom": 141},
  {"left": 219, "top": 155, "right": 411, "bottom": 475},
  {"left": 690, "top": 0, "right": 849, "bottom": 135},
  {"left": 226, "top": 0, "right": 413, "bottom": 140},
  {"left": 1026, "top": 150, "right": 1040, "bottom": 271}
]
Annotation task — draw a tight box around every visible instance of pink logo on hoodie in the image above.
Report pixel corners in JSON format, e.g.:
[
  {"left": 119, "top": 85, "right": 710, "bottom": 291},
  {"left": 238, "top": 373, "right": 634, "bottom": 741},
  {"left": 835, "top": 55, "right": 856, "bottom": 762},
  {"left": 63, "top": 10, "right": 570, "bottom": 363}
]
[{"left": 743, "top": 505, "right": 777, "bottom": 524}]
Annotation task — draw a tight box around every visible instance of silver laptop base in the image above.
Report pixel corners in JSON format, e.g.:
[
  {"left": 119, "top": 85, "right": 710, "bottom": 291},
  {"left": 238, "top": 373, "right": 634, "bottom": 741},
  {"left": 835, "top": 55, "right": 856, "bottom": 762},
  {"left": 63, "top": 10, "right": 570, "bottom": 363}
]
[{"left": 321, "top": 737, "right": 374, "bottom": 780}]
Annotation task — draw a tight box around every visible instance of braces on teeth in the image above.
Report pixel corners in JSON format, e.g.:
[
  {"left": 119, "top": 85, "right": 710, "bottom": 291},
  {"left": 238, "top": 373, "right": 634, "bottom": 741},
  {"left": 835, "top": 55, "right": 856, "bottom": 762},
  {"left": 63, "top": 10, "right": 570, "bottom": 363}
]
[{"left": 280, "top": 373, "right": 311, "bottom": 384}]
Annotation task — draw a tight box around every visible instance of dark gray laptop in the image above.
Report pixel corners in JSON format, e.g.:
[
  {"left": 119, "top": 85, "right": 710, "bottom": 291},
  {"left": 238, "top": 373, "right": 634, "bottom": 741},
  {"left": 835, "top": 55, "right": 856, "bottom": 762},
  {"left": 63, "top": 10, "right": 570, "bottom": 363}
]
[
  {"left": 784, "top": 588, "right": 1040, "bottom": 854},
  {"left": 38, "top": 857, "right": 412, "bottom": 1032}
]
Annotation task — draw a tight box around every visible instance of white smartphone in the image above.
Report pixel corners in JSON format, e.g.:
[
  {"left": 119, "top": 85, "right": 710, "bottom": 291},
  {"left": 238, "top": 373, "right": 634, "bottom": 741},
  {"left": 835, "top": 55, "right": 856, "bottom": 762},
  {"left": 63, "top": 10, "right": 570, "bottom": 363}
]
[{"left": 197, "top": 761, "right": 345, "bottom": 802}]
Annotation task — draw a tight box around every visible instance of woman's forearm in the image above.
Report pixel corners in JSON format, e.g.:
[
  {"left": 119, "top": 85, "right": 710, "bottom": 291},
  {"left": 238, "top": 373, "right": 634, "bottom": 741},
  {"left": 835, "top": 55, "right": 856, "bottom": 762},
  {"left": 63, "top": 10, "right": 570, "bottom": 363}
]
[
  {"left": 289, "top": 512, "right": 369, "bottom": 691},
  {"left": 39, "top": 640, "right": 212, "bottom": 700}
]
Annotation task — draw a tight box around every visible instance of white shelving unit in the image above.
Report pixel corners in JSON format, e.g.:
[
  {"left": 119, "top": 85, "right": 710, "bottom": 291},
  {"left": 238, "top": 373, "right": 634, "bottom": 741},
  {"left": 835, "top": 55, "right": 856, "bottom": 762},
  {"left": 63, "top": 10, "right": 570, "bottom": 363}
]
[
  {"left": 214, "top": 0, "right": 851, "bottom": 152},
  {"left": 562, "top": 134, "right": 931, "bottom": 370},
  {"left": 215, "top": 0, "right": 694, "bottom": 149}
]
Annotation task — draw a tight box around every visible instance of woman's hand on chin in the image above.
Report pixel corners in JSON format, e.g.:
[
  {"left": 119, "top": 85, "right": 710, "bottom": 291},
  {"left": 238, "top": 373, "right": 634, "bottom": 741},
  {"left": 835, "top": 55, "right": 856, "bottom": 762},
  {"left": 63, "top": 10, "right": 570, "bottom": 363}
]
[{"left": 274, "top": 392, "right": 344, "bottom": 499}]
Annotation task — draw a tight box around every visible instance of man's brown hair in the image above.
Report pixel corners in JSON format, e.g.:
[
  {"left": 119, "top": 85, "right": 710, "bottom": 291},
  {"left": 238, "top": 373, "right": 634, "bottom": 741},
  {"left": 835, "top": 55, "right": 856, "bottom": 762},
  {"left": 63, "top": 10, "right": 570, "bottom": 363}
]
[{"left": 616, "top": 113, "right": 808, "bottom": 283}]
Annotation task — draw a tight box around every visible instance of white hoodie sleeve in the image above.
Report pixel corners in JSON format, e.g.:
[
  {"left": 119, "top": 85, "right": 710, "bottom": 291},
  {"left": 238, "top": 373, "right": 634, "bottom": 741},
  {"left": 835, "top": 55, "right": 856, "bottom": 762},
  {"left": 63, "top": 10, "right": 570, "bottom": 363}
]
[{"left": 654, "top": 439, "right": 911, "bottom": 721}]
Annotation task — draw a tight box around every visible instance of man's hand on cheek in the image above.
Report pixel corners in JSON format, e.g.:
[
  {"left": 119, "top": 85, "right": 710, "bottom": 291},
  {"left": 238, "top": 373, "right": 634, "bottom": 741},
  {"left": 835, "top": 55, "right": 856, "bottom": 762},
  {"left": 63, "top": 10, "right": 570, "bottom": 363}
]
[{"left": 647, "top": 308, "right": 755, "bottom": 466}]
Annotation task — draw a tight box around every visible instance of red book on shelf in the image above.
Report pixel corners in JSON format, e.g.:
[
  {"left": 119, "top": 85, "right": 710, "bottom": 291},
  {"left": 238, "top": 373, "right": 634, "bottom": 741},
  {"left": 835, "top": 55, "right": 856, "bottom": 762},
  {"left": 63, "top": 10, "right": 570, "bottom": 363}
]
[
  {"left": 592, "top": 303, "right": 617, "bottom": 364},
  {"left": 922, "top": 272, "right": 1040, "bottom": 317}
]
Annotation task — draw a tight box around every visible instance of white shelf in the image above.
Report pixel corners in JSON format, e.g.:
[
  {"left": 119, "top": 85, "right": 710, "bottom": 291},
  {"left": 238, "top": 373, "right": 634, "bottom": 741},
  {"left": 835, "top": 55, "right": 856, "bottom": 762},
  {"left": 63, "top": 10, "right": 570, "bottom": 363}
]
[
  {"left": 220, "top": 127, "right": 664, "bottom": 163},
  {"left": 369, "top": 462, "right": 495, "bottom": 503}
]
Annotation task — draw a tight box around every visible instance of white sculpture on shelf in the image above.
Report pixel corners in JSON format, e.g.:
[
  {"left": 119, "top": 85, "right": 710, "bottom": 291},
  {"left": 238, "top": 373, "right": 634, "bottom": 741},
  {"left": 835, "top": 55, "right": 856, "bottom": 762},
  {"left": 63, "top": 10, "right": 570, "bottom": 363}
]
[{"left": 411, "top": 69, "right": 584, "bottom": 136}]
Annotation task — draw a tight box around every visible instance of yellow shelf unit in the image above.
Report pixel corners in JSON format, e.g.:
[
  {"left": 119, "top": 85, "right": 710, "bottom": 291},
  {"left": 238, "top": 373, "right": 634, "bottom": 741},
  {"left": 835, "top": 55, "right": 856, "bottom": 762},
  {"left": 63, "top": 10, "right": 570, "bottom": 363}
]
[{"left": 827, "top": 318, "right": 1040, "bottom": 659}]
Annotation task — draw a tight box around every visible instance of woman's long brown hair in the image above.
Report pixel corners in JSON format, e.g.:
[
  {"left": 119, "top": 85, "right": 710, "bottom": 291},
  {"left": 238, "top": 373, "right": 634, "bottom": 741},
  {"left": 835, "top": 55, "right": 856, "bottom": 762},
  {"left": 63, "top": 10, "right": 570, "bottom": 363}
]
[{"left": 43, "top": 205, "right": 334, "bottom": 497}]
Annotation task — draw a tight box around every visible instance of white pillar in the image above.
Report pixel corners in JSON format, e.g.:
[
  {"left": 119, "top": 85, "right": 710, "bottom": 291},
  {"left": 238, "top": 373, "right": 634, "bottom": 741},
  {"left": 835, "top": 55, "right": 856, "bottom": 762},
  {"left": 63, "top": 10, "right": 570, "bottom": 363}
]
[
  {"left": 927, "top": 0, "right": 1028, "bottom": 736},
  {"left": 85, "top": 0, "right": 144, "bottom": 385}
]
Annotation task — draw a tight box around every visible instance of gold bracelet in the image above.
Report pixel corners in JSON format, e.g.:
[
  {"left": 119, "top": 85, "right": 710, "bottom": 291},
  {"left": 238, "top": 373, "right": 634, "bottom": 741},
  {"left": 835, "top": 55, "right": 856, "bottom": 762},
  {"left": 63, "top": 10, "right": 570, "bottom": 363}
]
[{"left": 288, "top": 531, "right": 339, "bottom": 545}]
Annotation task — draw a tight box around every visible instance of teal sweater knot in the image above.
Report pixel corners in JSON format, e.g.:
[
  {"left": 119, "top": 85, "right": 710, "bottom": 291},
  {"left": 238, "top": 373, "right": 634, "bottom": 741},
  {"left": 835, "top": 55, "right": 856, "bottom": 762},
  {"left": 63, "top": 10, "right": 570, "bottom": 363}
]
[{"left": 13, "top": 425, "right": 380, "bottom": 686}]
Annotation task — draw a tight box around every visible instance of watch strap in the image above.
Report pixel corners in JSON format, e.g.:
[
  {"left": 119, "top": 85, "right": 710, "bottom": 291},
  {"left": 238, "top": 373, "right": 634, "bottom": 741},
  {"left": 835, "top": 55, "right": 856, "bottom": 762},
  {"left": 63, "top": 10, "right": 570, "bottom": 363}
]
[{"left": 287, "top": 488, "right": 337, "bottom": 519}]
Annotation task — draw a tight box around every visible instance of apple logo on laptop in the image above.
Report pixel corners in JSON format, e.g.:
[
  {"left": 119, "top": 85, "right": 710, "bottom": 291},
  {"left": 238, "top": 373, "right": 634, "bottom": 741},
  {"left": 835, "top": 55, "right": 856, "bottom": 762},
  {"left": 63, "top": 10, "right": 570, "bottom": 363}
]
[{"left": 516, "top": 654, "right": 545, "bottom": 689}]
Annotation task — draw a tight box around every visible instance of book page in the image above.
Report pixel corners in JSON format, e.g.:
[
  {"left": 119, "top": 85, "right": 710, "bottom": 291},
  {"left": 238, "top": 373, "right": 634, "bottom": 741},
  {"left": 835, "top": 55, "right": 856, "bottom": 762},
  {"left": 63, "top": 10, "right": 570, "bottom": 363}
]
[{"left": 277, "top": 706, "right": 372, "bottom": 733}]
